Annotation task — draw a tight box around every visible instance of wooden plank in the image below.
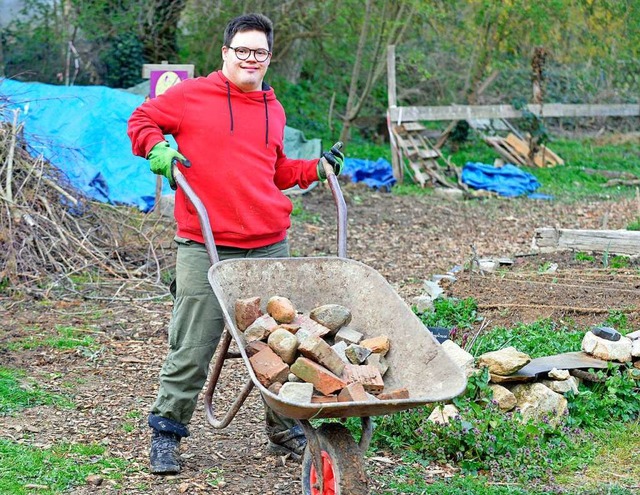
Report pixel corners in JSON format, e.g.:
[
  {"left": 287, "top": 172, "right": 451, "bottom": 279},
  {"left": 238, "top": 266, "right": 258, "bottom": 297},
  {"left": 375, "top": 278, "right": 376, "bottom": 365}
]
[
  {"left": 389, "top": 103, "right": 640, "bottom": 122},
  {"left": 533, "top": 228, "right": 640, "bottom": 256},
  {"left": 505, "top": 133, "right": 531, "bottom": 157},
  {"left": 387, "top": 45, "right": 397, "bottom": 108},
  {"left": 408, "top": 162, "right": 427, "bottom": 187}
]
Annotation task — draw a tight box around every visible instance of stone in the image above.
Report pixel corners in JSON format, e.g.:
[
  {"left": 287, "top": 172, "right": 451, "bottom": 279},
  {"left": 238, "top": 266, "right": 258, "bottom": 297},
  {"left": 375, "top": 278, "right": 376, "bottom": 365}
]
[
  {"left": 413, "top": 295, "right": 434, "bottom": 313},
  {"left": 338, "top": 383, "right": 369, "bottom": 402},
  {"left": 342, "top": 364, "right": 385, "bottom": 394},
  {"left": 279, "top": 382, "right": 314, "bottom": 404},
  {"left": 266, "top": 296, "right": 296, "bottom": 324},
  {"left": 244, "top": 340, "right": 268, "bottom": 357},
  {"left": 632, "top": 339, "right": 640, "bottom": 358},
  {"left": 268, "top": 382, "right": 283, "bottom": 395},
  {"left": 244, "top": 314, "right": 279, "bottom": 343},
  {"left": 334, "top": 326, "right": 363, "bottom": 346},
  {"left": 235, "top": 296, "right": 262, "bottom": 331},
  {"left": 288, "top": 373, "right": 302, "bottom": 382},
  {"left": 488, "top": 384, "right": 516, "bottom": 411},
  {"left": 626, "top": 330, "right": 640, "bottom": 340},
  {"left": 267, "top": 328, "right": 299, "bottom": 364},
  {"left": 249, "top": 347, "right": 289, "bottom": 388},
  {"left": 309, "top": 304, "right": 352, "bottom": 334},
  {"left": 427, "top": 404, "right": 459, "bottom": 425},
  {"left": 634, "top": 360, "right": 640, "bottom": 370},
  {"left": 542, "top": 377, "right": 580, "bottom": 395},
  {"left": 489, "top": 372, "right": 535, "bottom": 384},
  {"left": 292, "top": 314, "right": 332, "bottom": 341},
  {"left": 378, "top": 388, "right": 410, "bottom": 400},
  {"left": 345, "top": 344, "right": 372, "bottom": 365},
  {"left": 581, "top": 331, "right": 632, "bottom": 363},
  {"left": 477, "top": 347, "right": 531, "bottom": 375},
  {"left": 511, "top": 382, "right": 568, "bottom": 427},
  {"left": 365, "top": 353, "right": 389, "bottom": 377},
  {"left": 331, "top": 341, "right": 349, "bottom": 363},
  {"left": 298, "top": 335, "right": 345, "bottom": 376},
  {"left": 548, "top": 368, "right": 570, "bottom": 380},
  {"left": 290, "top": 357, "right": 347, "bottom": 395},
  {"left": 441, "top": 340, "right": 474, "bottom": 370},
  {"left": 360, "top": 335, "right": 390, "bottom": 356}
]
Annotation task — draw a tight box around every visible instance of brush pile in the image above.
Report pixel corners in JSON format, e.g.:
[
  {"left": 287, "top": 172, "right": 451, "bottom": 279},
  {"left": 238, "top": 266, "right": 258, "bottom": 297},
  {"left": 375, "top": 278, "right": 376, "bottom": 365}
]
[{"left": 0, "top": 105, "right": 175, "bottom": 299}]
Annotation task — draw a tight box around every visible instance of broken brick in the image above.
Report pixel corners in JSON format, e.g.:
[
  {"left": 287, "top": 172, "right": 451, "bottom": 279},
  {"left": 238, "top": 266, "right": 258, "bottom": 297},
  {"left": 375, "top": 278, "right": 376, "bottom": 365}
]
[
  {"left": 249, "top": 346, "right": 289, "bottom": 388},
  {"left": 235, "top": 296, "right": 262, "bottom": 331},
  {"left": 290, "top": 357, "right": 347, "bottom": 395}
]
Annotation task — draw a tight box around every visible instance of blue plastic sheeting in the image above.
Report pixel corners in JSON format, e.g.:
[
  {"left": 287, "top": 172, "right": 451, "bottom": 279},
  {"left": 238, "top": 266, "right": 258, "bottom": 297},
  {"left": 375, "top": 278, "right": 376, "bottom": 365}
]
[
  {"left": 0, "top": 78, "right": 158, "bottom": 210},
  {"left": 342, "top": 157, "right": 396, "bottom": 191},
  {"left": 462, "top": 162, "right": 541, "bottom": 197}
]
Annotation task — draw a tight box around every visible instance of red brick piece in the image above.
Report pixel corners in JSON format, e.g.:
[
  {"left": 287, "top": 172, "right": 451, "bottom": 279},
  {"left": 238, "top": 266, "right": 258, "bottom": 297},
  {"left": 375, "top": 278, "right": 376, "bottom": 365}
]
[
  {"left": 244, "top": 340, "right": 269, "bottom": 357},
  {"left": 360, "top": 335, "right": 390, "bottom": 356},
  {"left": 290, "top": 357, "right": 347, "bottom": 395},
  {"left": 235, "top": 297, "right": 262, "bottom": 331},
  {"left": 338, "top": 383, "right": 369, "bottom": 402},
  {"left": 342, "top": 364, "right": 385, "bottom": 394},
  {"left": 249, "top": 347, "right": 289, "bottom": 388},
  {"left": 378, "top": 388, "right": 410, "bottom": 400},
  {"left": 298, "top": 335, "right": 345, "bottom": 376}
]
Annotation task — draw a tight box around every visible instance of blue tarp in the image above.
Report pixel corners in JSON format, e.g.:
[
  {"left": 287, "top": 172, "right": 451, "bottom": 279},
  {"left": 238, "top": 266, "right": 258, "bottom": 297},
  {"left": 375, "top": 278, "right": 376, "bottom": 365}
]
[
  {"left": 342, "top": 157, "right": 396, "bottom": 191},
  {"left": 0, "top": 79, "right": 392, "bottom": 210},
  {"left": 462, "top": 162, "right": 542, "bottom": 197},
  {"left": 0, "top": 78, "right": 156, "bottom": 210}
]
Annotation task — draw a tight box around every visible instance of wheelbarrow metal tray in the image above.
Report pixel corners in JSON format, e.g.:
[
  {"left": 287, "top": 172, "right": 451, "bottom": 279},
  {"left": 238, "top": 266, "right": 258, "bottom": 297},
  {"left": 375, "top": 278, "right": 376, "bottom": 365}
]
[{"left": 209, "top": 256, "right": 467, "bottom": 420}]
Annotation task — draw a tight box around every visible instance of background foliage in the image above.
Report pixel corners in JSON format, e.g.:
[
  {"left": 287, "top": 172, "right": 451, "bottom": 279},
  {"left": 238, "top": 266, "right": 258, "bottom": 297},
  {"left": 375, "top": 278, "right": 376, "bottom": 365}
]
[{"left": 1, "top": 0, "right": 639, "bottom": 143}]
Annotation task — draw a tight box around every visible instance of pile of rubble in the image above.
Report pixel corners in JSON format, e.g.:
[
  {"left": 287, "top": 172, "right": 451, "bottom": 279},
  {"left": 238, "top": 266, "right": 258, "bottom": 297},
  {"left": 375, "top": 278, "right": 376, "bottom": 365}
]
[
  {"left": 432, "top": 327, "right": 640, "bottom": 426},
  {"left": 235, "top": 295, "right": 409, "bottom": 404}
]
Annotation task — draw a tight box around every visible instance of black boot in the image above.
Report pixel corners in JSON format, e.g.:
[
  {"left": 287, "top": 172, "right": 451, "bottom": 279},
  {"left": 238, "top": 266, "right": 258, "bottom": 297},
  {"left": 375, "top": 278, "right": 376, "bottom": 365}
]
[
  {"left": 150, "top": 430, "right": 182, "bottom": 474},
  {"left": 267, "top": 424, "right": 307, "bottom": 461}
]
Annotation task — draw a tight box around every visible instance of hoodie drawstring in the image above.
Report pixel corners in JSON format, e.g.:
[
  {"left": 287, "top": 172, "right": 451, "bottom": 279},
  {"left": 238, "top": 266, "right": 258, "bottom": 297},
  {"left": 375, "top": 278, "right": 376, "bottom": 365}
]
[
  {"left": 263, "top": 93, "right": 269, "bottom": 148},
  {"left": 225, "top": 80, "right": 269, "bottom": 148},
  {"left": 225, "top": 81, "right": 234, "bottom": 134}
]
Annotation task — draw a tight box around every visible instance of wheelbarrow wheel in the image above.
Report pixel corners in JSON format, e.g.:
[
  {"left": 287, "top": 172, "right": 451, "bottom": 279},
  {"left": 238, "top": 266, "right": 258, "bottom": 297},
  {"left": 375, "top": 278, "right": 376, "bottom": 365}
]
[{"left": 301, "top": 423, "right": 369, "bottom": 495}]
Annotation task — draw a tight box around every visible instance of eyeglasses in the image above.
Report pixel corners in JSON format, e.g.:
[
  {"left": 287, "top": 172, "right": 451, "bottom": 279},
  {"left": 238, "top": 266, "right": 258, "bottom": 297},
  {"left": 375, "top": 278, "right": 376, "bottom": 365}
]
[{"left": 228, "top": 46, "right": 271, "bottom": 62}]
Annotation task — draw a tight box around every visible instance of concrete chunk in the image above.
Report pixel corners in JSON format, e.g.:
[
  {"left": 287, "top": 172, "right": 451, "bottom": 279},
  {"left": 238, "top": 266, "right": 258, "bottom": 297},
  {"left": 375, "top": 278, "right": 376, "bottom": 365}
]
[
  {"left": 334, "top": 326, "right": 363, "bottom": 346},
  {"left": 279, "top": 382, "right": 314, "bottom": 404}
]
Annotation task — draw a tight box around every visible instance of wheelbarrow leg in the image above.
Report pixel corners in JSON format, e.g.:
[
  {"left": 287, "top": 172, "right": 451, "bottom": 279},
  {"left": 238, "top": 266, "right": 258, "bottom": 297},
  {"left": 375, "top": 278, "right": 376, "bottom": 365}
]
[{"left": 203, "top": 328, "right": 254, "bottom": 428}]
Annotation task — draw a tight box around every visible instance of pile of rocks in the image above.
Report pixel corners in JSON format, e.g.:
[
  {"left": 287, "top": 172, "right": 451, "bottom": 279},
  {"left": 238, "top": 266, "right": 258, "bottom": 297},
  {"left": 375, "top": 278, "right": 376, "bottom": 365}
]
[
  {"left": 430, "top": 327, "right": 640, "bottom": 426},
  {"left": 235, "top": 296, "right": 409, "bottom": 405}
]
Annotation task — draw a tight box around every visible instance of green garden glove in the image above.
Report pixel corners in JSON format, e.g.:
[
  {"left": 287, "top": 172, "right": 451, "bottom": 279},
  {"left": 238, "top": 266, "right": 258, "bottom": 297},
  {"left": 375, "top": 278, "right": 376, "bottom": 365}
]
[
  {"left": 147, "top": 141, "right": 190, "bottom": 190},
  {"left": 317, "top": 142, "right": 344, "bottom": 181}
]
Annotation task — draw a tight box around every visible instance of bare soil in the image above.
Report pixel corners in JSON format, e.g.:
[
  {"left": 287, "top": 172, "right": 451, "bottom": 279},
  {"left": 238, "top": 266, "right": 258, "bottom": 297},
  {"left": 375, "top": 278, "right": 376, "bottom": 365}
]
[{"left": 2, "top": 181, "right": 639, "bottom": 494}]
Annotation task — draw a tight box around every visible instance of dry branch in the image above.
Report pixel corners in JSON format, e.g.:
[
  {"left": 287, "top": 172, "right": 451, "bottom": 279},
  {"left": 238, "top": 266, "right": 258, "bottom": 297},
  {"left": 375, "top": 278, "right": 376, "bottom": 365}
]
[{"left": 0, "top": 113, "right": 175, "bottom": 299}]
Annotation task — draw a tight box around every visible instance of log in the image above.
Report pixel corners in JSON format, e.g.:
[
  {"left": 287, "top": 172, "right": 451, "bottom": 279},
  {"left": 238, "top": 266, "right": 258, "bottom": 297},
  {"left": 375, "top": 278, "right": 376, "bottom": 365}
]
[{"left": 532, "top": 228, "right": 640, "bottom": 256}]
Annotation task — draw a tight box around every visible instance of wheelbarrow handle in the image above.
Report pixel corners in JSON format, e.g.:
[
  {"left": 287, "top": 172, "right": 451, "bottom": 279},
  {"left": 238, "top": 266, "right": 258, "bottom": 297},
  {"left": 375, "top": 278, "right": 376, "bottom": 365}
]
[
  {"left": 172, "top": 157, "right": 348, "bottom": 262},
  {"left": 172, "top": 166, "right": 220, "bottom": 265}
]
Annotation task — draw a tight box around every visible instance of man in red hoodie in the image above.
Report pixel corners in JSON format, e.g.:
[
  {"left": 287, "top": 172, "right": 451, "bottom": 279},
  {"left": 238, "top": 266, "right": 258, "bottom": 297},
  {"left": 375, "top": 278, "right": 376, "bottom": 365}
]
[{"left": 128, "top": 13, "right": 343, "bottom": 474}]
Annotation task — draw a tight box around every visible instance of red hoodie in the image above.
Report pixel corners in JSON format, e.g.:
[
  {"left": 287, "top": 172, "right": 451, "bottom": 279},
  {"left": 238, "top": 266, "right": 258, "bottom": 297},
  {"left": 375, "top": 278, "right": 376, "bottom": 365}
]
[{"left": 128, "top": 70, "right": 320, "bottom": 248}]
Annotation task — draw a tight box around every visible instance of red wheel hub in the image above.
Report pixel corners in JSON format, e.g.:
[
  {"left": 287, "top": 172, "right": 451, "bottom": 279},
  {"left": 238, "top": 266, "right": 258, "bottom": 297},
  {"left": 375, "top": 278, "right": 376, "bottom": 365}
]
[{"left": 310, "top": 450, "right": 336, "bottom": 495}]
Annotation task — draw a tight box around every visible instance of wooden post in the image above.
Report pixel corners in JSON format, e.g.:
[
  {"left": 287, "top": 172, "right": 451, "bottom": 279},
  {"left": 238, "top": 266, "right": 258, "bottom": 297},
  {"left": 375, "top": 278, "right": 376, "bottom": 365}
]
[{"left": 386, "top": 44, "right": 402, "bottom": 183}]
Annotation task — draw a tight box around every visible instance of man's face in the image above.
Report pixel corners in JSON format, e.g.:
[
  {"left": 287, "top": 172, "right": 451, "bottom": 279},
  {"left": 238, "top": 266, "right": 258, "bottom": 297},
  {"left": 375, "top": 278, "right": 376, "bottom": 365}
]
[{"left": 222, "top": 30, "right": 271, "bottom": 92}]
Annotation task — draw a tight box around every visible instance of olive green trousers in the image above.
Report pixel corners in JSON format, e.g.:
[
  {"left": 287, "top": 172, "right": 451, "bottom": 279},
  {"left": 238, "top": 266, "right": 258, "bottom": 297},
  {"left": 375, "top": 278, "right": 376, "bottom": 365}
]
[{"left": 151, "top": 237, "right": 290, "bottom": 428}]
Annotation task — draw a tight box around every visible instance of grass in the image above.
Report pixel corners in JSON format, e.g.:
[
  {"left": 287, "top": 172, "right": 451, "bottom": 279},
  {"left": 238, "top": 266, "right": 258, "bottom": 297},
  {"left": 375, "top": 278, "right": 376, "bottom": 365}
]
[
  {"left": 0, "top": 367, "right": 74, "bottom": 415},
  {"left": 0, "top": 439, "right": 130, "bottom": 494},
  {"left": 4, "top": 324, "right": 96, "bottom": 352}
]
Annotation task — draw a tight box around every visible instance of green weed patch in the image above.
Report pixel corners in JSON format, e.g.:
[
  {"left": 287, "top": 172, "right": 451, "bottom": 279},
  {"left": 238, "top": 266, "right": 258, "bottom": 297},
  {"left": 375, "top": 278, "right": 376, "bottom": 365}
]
[
  {"left": 0, "top": 439, "right": 129, "bottom": 494},
  {"left": 0, "top": 367, "right": 73, "bottom": 415},
  {"left": 5, "top": 325, "right": 95, "bottom": 352}
]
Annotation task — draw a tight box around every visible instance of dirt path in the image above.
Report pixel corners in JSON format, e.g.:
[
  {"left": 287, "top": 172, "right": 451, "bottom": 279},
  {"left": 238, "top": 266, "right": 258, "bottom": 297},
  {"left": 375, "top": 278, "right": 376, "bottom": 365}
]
[{"left": 2, "top": 185, "right": 639, "bottom": 494}]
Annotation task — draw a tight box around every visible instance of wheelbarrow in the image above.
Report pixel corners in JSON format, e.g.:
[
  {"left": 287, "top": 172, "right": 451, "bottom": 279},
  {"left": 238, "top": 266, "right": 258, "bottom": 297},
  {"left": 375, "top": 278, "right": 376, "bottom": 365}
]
[{"left": 173, "top": 157, "right": 467, "bottom": 495}]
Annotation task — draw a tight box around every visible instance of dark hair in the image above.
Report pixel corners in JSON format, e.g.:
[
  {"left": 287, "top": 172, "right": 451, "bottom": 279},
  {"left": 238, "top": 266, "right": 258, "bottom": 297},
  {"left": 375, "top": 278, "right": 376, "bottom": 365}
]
[{"left": 223, "top": 13, "right": 274, "bottom": 51}]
